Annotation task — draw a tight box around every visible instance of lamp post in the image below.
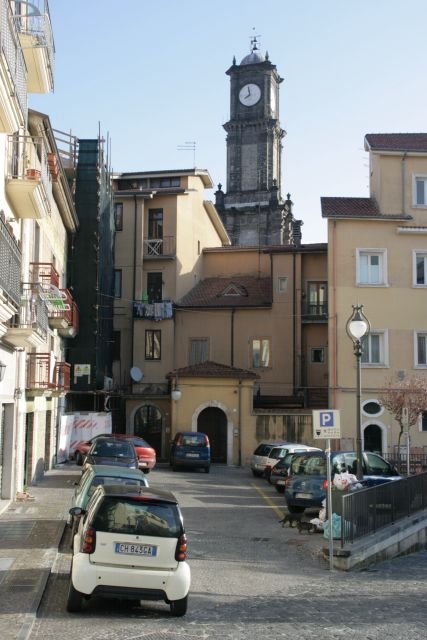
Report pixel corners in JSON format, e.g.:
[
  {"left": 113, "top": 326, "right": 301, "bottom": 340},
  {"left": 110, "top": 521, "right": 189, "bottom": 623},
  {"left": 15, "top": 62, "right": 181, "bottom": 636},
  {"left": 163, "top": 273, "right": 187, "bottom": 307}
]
[{"left": 346, "top": 304, "right": 370, "bottom": 480}]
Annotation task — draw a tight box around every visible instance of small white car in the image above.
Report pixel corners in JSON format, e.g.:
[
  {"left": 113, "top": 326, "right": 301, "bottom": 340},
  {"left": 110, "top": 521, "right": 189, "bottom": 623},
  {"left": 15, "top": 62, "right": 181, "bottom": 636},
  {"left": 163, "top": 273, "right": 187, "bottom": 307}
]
[
  {"left": 250, "top": 441, "right": 322, "bottom": 477},
  {"left": 67, "top": 484, "right": 191, "bottom": 616}
]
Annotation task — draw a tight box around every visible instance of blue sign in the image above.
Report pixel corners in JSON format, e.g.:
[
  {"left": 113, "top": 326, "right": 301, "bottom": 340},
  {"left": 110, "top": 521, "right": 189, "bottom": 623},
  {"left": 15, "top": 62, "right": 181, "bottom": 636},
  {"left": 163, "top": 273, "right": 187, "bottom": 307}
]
[{"left": 319, "top": 411, "right": 335, "bottom": 427}]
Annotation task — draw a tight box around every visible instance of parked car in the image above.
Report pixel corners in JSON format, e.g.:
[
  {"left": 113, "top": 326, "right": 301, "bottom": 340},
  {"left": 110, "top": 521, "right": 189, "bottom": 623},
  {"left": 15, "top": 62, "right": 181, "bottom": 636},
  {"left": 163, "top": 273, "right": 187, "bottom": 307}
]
[
  {"left": 269, "top": 448, "right": 322, "bottom": 492},
  {"left": 284, "top": 450, "right": 401, "bottom": 513},
  {"left": 67, "top": 484, "right": 190, "bottom": 615},
  {"left": 112, "top": 434, "right": 156, "bottom": 473},
  {"left": 250, "top": 441, "right": 319, "bottom": 477},
  {"left": 170, "top": 431, "right": 210, "bottom": 472},
  {"left": 68, "top": 465, "right": 149, "bottom": 534},
  {"left": 81, "top": 436, "right": 139, "bottom": 472},
  {"left": 73, "top": 434, "right": 111, "bottom": 465}
]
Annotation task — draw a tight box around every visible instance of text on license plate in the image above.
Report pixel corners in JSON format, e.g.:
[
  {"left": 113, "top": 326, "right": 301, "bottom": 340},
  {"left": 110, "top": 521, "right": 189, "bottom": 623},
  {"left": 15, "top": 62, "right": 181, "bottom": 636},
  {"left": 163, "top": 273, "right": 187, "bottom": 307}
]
[
  {"left": 186, "top": 453, "right": 199, "bottom": 458},
  {"left": 115, "top": 542, "right": 157, "bottom": 556},
  {"left": 295, "top": 492, "right": 312, "bottom": 499}
]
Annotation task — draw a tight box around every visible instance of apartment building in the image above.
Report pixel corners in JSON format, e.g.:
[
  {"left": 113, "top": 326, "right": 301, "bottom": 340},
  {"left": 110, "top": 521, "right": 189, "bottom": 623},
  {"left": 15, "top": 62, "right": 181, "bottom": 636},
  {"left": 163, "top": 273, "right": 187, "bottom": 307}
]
[
  {"left": 0, "top": 1, "right": 78, "bottom": 498},
  {"left": 322, "top": 133, "right": 427, "bottom": 457}
]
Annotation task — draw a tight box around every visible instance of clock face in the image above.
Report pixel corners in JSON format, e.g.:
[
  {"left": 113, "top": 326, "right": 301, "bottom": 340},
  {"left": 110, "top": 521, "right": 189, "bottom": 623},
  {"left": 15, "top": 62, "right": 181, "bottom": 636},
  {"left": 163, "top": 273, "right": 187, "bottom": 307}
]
[{"left": 239, "top": 83, "right": 261, "bottom": 107}]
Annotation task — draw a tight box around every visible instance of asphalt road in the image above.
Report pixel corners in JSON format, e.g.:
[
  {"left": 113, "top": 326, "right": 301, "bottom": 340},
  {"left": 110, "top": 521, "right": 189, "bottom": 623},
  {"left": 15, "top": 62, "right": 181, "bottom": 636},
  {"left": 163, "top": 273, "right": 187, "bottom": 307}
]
[{"left": 30, "top": 464, "right": 427, "bottom": 639}]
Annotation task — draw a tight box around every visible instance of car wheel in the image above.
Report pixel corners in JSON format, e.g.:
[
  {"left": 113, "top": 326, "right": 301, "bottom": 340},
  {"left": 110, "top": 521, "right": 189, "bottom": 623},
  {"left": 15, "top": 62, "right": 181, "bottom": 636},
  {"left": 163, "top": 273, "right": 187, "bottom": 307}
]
[
  {"left": 287, "top": 505, "right": 305, "bottom": 514},
  {"left": 252, "top": 470, "right": 263, "bottom": 477},
  {"left": 204, "top": 466, "right": 210, "bottom": 473},
  {"left": 75, "top": 452, "right": 83, "bottom": 466},
  {"left": 275, "top": 485, "right": 285, "bottom": 494},
  {"left": 264, "top": 470, "right": 272, "bottom": 483},
  {"left": 142, "top": 469, "right": 150, "bottom": 474},
  {"left": 66, "top": 579, "right": 84, "bottom": 613},
  {"left": 170, "top": 595, "right": 188, "bottom": 617}
]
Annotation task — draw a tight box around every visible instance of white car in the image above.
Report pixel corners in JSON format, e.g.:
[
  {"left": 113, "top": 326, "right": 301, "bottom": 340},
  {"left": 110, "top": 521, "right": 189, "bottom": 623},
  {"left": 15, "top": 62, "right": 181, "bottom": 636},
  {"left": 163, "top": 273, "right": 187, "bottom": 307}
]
[
  {"left": 250, "top": 441, "right": 322, "bottom": 477},
  {"left": 67, "top": 484, "right": 191, "bottom": 616}
]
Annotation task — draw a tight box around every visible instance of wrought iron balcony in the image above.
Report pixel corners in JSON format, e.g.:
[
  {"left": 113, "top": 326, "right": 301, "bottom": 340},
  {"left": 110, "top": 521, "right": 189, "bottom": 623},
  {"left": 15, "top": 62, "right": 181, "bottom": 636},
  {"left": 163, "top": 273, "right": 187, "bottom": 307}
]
[
  {"left": 5, "top": 285, "right": 48, "bottom": 348},
  {"left": 301, "top": 301, "right": 328, "bottom": 322},
  {"left": 0, "top": 0, "right": 27, "bottom": 132},
  {"left": 6, "top": 134, "right": 53, "bottom": 220},
  {"left": 0, "top": 212, "right": 21, "bottom": 324},
  {"left": 26, "top": 353, "right": 70, "bottom": 394},
  {"left": 11, "top": 0, "right": 54, "bottom": 94},
  {"left": 143, "top": 236, "right": 176, "bottom": 258}
]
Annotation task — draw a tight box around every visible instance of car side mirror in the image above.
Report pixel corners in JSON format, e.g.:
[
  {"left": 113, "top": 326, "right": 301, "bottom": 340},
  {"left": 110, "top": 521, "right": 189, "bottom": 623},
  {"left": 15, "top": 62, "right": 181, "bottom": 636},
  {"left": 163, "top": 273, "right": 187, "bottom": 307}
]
[{"left": 69, "top": 506, "right": 85, "bottom": 518}]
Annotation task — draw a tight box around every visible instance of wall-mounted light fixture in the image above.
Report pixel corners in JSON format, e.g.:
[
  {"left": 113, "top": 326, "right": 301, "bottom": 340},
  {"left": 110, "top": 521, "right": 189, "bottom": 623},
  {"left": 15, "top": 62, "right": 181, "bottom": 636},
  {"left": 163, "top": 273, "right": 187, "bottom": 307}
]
[
  {"left": 0, "top": 361, "right": 6, "bottom": 382},
  {"left": 171, "top": 375, "right": 182, "bottom": 402},
  {"left": 14, "top": 387, "right": 23, "bottom": 400}
]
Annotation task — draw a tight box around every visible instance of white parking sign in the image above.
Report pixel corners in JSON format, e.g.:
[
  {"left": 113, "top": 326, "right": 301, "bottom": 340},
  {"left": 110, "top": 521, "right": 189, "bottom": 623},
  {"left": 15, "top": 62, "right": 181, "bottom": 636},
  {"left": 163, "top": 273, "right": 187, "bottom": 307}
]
[{"left": 312, "top": 410, "right": 341, "bottom": 439}]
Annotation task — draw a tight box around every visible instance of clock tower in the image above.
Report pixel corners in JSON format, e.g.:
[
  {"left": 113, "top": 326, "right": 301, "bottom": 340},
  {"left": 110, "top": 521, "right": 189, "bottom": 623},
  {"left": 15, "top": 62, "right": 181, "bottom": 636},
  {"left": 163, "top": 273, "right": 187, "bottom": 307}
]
[{"left": 216, "top": 38, "right": 301, "bottom": 246}]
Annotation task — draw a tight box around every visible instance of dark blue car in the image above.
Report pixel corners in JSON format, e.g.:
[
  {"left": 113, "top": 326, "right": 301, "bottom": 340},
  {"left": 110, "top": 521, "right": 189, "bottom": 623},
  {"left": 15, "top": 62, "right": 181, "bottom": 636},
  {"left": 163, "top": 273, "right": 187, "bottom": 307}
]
[
  {"left": 170, "top": 431, "right": 211, "bottom": 473},
  {"left": 284, "top": 450, "right": 401, "bottom": 513}
]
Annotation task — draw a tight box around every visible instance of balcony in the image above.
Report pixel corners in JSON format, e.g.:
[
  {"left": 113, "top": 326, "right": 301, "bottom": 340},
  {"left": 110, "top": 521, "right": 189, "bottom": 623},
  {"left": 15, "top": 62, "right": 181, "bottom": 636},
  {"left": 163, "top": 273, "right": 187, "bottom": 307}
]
[
  {"left": 143, "top": 236, "right": 176, "bottom": 258},
  {"left": 0, "top": 0, "right": 27, "bottom": 132},
  {"left": 5, "top": 285, "right": 48, "bottom": 348},
  {"left": 0, "top": 212, "right": 21, "bottom": 330},
  {"left": 46, "top": 288, "right": 79, "bottom": 338},
  {"left": 301, "top": 301, "right": 328, "bottom": 322},
  {"left": 26, "top": 353, "right": 71, "bottom": 395},
  {"left": 12, "top": 0, "right": 54, "bottom": 94},
  {"left": 6, "top": 134, "right": 52, "bottom": 220},
  {"left": 30, "top": 262, "right": 59, "bottom": 288}
]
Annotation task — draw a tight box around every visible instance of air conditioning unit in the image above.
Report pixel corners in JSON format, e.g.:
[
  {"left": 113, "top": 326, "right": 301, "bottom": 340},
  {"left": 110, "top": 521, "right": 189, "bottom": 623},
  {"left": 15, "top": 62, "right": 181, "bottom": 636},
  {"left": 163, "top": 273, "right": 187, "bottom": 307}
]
[{"left": 104, "top": 376, "right": 113, "bottom": 391}]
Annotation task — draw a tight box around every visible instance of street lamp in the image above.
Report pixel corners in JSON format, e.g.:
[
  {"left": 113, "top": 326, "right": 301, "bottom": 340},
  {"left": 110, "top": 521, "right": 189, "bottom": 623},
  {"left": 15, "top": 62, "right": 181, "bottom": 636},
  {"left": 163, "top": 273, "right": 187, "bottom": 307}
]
[
  {"left": 171, "top": 374, "right": 181, "bottom": 402},
  {"left": 346, "top": 304, "right": 370, "bottom": 480}
]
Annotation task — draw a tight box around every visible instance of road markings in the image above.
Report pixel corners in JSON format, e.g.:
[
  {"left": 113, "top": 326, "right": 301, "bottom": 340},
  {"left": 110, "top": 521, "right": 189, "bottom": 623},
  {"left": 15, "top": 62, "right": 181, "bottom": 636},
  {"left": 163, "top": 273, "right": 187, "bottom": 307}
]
[{"left": 251, "top": 483, "right": 284, "bottom": 518}]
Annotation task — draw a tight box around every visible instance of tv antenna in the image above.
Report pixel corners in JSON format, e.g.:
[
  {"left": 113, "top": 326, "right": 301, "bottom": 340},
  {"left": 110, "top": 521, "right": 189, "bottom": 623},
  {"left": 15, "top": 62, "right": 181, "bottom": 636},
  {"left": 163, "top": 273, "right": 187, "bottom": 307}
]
[{"left": 177, "top": 141, "right": 196, "bottom": 167}]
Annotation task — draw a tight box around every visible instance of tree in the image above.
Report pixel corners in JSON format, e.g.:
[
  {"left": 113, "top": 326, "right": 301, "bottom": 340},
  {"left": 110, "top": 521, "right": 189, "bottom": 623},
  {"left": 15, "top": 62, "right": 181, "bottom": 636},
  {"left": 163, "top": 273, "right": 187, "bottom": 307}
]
[{"left": 379, "top": 374, "right": 427, "bottom": 468}]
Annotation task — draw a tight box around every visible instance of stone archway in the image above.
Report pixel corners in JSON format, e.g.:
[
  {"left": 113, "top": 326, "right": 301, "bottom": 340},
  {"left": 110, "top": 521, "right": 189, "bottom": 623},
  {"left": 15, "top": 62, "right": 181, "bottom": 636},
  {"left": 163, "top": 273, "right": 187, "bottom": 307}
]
[
  {"left": 197, "top": 407, "right": 227, "bottom": 463},
  {"left": 363, "top": 421, "right": 386, "bottom": 455}
]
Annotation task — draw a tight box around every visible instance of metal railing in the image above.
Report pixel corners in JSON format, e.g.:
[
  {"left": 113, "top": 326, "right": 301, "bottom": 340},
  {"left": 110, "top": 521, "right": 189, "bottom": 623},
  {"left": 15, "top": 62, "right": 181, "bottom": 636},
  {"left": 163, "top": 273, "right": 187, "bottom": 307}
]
[
  {"left": 382, "top": 452, "right": 427, "bottom": 475},
  {"left": 143, "top": 236, "right": 175, "bottom": 257},
  {"left": 336, "top": 473, "right": 427, "bottom": 546},
  {"left": 0, "top": 213, "right": 21, "bottom": 307},
  {"left": 301, "top": 302, "right": 328, "bottom": 320},
  {"left": 11, "top": 0, "right": 54, "bottom": 81},
  {"left": 0, "top": 0, "right": 28, "bottom": 125}
]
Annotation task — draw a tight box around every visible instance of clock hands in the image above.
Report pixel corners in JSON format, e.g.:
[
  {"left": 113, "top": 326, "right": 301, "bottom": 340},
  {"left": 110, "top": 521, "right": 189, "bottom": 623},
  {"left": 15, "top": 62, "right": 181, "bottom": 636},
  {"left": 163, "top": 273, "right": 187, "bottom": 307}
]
[{"left": 246, "top": 87, "right": 251, "bottom": 98}]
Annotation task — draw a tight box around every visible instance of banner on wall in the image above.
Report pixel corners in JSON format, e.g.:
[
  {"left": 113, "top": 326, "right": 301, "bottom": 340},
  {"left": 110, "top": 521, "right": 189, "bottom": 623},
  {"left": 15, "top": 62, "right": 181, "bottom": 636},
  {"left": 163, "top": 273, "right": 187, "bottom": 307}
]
[{"left": 57, "top": 412, "right": 112, "bottom": 463}]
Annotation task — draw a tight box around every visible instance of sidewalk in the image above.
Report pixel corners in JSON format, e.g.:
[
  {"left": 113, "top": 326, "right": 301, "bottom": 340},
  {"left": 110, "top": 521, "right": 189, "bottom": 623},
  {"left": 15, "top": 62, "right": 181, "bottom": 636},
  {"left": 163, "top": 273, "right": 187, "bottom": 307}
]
[{"left": 0, "top": 463, "right": 79, "bottom": 640}]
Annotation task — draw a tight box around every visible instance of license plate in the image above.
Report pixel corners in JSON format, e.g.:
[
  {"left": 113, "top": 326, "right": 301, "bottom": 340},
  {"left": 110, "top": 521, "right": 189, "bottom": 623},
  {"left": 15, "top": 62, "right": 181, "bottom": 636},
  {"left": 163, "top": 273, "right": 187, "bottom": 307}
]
[
  {"left": 115, "top": 542, "right": 157, "bottom": 556},
  {"left": 186, "top": 453, "right": 199, "bottom": 458},
  {"left": 295, "top": 492, "right": 312, "bottom": 499}
]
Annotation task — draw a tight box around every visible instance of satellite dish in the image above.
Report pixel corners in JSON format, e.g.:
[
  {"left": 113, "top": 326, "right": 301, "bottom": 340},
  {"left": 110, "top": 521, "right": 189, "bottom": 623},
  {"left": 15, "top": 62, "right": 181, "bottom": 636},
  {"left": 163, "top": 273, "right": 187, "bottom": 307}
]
[{"left": 130, "top": 366, "right": 143, "bottom": 382}]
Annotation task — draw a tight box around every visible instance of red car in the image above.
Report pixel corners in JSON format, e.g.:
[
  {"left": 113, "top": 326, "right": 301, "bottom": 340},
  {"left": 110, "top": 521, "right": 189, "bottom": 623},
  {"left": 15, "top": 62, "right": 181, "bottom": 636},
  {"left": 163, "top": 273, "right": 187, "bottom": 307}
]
[
  {"left": 73, "top": 434, "right": 110, "bottom": 466},
  {"left": 112, "top": 434, "right": 156, "bottom": 473}
]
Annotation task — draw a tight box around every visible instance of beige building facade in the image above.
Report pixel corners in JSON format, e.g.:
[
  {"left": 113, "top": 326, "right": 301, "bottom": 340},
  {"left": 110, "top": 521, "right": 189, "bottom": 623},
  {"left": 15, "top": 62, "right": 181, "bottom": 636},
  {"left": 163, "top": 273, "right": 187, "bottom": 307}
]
[{"left": 322, "top": 133, "right": 427, "bottom": 457}]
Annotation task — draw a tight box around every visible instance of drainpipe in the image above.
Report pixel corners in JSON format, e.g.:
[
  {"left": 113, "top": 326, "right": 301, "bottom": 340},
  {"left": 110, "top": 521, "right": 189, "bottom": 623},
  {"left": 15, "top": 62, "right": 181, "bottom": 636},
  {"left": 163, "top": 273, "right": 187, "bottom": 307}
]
[
  {"left": 238, "top": 379, "right": 242, "bottom": 466},
  {"left": 292, "top": 252, "right": 296, "bottom": 393},
  {"left": 332, "top": 219, "right": 337, "bottom": 408},
  {"left": 230, "top": 308, "right": 235, "bottom": 366},
  {"left": 401, "top": 152, "right": 407, "bottom": 214},
  {"left": 131, "top": 194, "right": 137, "bottom": 374}
]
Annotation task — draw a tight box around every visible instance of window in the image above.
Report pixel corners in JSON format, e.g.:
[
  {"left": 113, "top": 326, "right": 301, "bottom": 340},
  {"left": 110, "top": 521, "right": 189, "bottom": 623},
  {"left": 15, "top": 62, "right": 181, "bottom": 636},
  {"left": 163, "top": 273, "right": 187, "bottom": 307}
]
[
  {"left": 149, "top": 177, "right": 180, "bottom": 188},
  {"left": 362, "top": 400, "right": 382, "bottom": 416},
  {"left": 145, "top": 330, "right": 161, "bottom": 360},
  {"left": 148, "top": 209, "right": 163, "bottom": 239},
  {"left": 307, "top": 281, "right": 327, "bottom": 315},
  {"left": 415, "top": 332, "right": 427, "bottom": 367},
  {"left": 311, "top": 348, "right": 324, "bottom": 363},
  {"left": 189, "top": 338, "right": 208, "bottom": 365},
  {"left": 252, "top": 338, "right": 271, "bottom": 368},
  {"left": 113, "top": 270, "right": 122, "bottom": 298},
  {"left": 114, "top": 203, "right": 123, "bottom": 230},
  {"left": 414, "top": 176, "right": 427, "bottom": 206},
  {"left": 357, "top": 249, "right": 387, "bottom": 285},
  {"left": 147, "top": 272, "right": 163, "bottom": 302},
  {"left": 278, "top": 276, "right": 288, "bottom": 293},
  {"left": 420, "top": 412, "right": 427, "bottom": 432},
  {"left": 361, "top": 331, "right": 388, "bottom": 366},
  {"left": 414, "top": 251, "right": 427, "bottom": 286}
]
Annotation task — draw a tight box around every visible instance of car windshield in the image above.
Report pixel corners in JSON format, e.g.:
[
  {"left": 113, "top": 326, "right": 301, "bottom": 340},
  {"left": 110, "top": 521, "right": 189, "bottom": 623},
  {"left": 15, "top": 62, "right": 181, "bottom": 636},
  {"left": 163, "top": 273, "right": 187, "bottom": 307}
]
[
  {"left": 290, "top": 454, "right": 326, "bottom": 475},
  {"left": 91, "top": 441, "right": 134, "bottom": 458},
  {"left": 88, "top": 477, "right": 146, "bottom": 497},
  {"left": 254, "top": 444, "right": 273, "bottom": 456},
  {"left": 269, "top": 447, "right": 289, "bottom": 459},
  {"left": 92, "top": 496, "right": 181, "bottom": 537}
]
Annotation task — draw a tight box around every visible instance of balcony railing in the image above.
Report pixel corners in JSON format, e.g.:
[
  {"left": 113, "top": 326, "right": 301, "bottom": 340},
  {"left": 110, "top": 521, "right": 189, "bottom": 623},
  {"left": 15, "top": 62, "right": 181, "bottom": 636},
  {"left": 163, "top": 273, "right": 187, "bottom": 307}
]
[
  {"left": 8, "top": 285, "right": 48, "bottom": 341},
  {"left": 47, "top": 288, "right": 79, "bottom": 337},
  {"left": 301, "top": 301, "right": 328, "bottom": 321},
  {"left": 0, "top": 0, "right": 27, "bottom": 130},
  {"left": 133, "top": 299, "right": 173, "bottom": 320},
  {"left": 26, "top": 353, "right": 70, "bottom": 393},
  {"left": 30, "top": 262, "right": 59, "bottom": 289},
  {"left": 143, "top": 236, "right": 176, "bottom": 258},
  {"left": 6, "top": 134, "right": 52, "bottom": 218},
  {"left": 0, "top": 212, "right": 21, "bottom": 309},
  {"left": 11, "top": 0, "right": 54, "bottom": 93}
]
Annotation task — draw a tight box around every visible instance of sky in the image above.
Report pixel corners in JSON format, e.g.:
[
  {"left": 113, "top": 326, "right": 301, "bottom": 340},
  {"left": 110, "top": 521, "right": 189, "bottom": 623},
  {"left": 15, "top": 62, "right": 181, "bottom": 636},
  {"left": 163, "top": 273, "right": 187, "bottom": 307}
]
[{"left": 29, "top": 0, "right": 427, "bottom": 244}]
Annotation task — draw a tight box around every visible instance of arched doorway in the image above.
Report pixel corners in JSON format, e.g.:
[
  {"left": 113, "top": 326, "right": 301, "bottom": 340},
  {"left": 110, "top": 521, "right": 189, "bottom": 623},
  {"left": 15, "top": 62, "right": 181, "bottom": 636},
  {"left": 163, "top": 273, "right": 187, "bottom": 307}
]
[
  {"left": 364, "top": 424, "right": 383, "bottom": 454},
  {"left": 134, "top": 404, "right": 162, "bottom": 457},
  {"left": 197, "top": 407, "right": 227, "bottom": 463}
]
